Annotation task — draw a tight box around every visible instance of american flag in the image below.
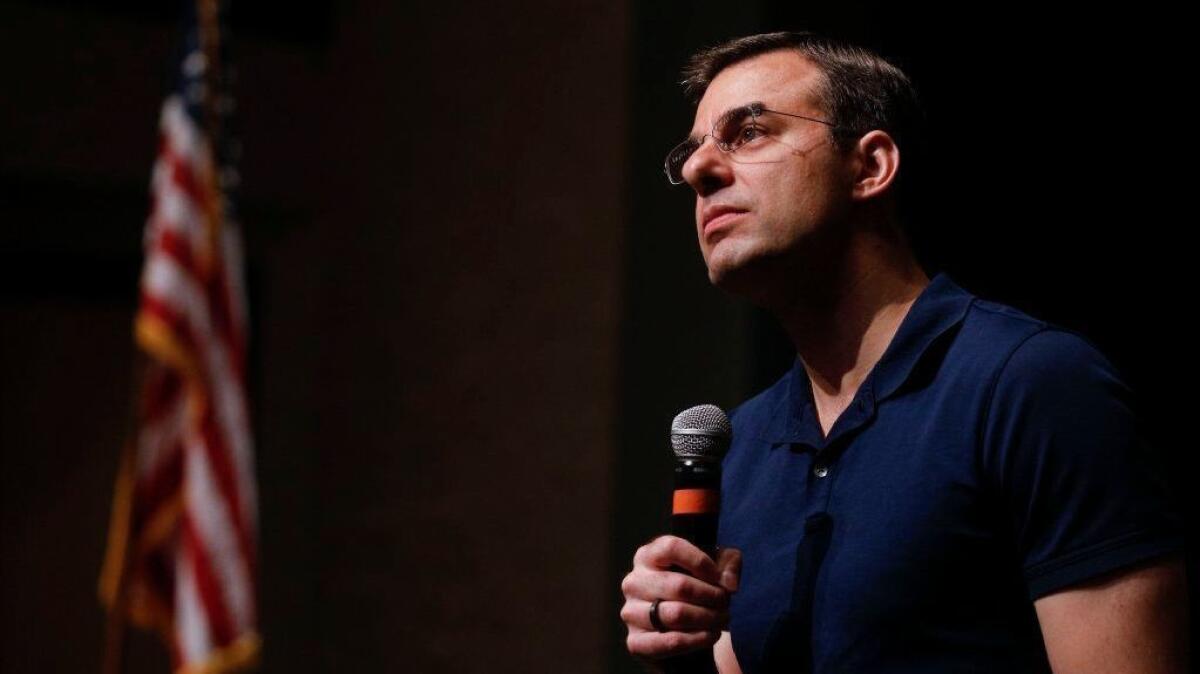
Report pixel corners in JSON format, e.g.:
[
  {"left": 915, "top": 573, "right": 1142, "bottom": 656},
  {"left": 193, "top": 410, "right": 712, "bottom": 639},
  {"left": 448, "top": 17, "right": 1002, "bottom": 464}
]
[{"left": 100, "top": 1, "right": 259, "bottom": 671}]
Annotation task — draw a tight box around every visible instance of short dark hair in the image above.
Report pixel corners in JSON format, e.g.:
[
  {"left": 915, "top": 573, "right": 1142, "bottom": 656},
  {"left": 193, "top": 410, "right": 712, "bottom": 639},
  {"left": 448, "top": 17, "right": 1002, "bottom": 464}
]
[{"left": 682, "top": 31, "right": 928, "bottom": 229}]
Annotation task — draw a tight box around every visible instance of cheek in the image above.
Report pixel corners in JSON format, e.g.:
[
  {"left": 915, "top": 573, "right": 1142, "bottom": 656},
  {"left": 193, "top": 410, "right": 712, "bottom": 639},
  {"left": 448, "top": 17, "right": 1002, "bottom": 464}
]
[{"left": 775, "top": 169, "right": 835, "bottom": 218}]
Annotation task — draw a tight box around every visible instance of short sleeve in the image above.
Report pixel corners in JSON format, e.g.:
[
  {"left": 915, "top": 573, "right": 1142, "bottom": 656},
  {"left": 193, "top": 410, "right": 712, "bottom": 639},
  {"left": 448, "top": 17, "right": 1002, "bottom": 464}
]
[{"left": 980, "top": 328, "right": 1184, "bottom": 600}]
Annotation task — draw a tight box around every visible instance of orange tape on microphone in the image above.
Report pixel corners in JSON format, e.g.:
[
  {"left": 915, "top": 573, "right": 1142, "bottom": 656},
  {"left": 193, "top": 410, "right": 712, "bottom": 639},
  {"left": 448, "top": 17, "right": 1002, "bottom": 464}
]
[{"left": 672, "top": 488, "right": 719, "bottom": 515}]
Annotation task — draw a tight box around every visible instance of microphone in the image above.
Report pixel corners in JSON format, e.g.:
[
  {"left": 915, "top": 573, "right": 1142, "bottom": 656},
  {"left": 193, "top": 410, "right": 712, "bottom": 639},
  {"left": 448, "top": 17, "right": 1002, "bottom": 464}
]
[
  {"left": 669, "top": 404, "right": 732, "bottom": 557},
  {"left": 662, "top": 404, "right": 732, "bottom": 674}
]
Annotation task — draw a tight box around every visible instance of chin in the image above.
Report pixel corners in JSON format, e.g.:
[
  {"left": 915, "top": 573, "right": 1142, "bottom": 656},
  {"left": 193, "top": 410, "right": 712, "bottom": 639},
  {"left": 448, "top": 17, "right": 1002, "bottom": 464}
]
[
  {"left": 705, "top": 246, "right": 784, "bottom": 307},
  {"left": 707, "top": 258, "right": 761, "bottom": 298},
  {"left": 705, "top": 238, "right": 758, "bottom": 281}
]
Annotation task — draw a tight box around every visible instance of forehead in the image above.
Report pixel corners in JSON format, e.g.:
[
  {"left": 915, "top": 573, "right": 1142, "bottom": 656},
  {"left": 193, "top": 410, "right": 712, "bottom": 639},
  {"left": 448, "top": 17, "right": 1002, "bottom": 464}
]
[{"left": 692, "top": 50, "right": 824, "bottom": 133}]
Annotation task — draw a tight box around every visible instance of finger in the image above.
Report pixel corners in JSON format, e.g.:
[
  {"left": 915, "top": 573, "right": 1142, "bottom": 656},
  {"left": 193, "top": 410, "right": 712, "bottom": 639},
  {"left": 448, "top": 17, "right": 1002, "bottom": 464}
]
[
  {"left": 636, "top": 569, "right": 728, "bottom": 609},
  {"left": 621, "top": 598, "right": 729, "bottom": 632},
  {"left": 626, "top": 629, "right": 722, "bottom": 660},
  {"left": 715, "top": 547, "right": 742, "bottom": 592},
  {"left": 634, "top": 535, "right": 721, "bottom": 584},
  {"left": 621, "top": 568, "right": 728, "bottom": 609}
]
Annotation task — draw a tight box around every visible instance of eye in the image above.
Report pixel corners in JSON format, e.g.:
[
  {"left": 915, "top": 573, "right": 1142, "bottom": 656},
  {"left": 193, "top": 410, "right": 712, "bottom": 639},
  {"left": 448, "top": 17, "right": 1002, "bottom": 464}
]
[{"left": 731, "top": 123, "right": 766, "bottom": 148}]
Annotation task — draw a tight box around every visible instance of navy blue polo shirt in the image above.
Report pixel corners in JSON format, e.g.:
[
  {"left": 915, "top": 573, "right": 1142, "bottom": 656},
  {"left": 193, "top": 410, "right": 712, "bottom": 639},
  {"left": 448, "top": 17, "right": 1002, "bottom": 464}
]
[{"left": 717, "top": 273, "right": 1184, "bottom": 673}]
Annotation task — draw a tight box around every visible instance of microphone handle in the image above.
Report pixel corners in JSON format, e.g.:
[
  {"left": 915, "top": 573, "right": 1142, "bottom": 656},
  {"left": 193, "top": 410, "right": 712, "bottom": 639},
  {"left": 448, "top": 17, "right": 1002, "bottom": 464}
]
[{"left": 661, "top": 460, "right": 721, "bottom": 674}]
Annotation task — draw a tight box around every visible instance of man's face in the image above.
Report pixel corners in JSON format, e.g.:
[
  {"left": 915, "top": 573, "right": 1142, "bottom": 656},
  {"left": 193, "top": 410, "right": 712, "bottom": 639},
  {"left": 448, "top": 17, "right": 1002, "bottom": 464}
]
[{"left": 682, "top": 50, "right": 854, "bottom": 298}]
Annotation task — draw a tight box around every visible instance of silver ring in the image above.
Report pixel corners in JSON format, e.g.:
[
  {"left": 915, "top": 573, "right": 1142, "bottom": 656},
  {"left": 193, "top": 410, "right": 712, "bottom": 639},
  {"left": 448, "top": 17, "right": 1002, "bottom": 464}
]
[{"left": 649, "top": 598, "right": 668, "bottom": 633}]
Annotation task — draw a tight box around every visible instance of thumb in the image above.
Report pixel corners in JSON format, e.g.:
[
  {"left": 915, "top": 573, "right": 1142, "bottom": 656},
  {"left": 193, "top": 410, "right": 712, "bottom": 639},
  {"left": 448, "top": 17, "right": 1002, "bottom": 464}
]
[{"left": 715, "top": 546, "right": 742, "bottom": 593}]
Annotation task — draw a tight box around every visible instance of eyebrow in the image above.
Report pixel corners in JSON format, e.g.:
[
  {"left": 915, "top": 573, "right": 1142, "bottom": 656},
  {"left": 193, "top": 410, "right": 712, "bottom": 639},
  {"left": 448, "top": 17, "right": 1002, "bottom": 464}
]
[{"left": 686, "top": 101, "right": 764, "bottom": 143}]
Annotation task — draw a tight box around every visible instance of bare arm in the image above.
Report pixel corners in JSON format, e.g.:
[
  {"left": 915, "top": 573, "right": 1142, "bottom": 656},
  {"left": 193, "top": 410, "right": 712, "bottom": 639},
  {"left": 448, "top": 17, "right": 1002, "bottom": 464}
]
[{"left": 1034, "top": 555, "right": 1189, "bottom": 674}]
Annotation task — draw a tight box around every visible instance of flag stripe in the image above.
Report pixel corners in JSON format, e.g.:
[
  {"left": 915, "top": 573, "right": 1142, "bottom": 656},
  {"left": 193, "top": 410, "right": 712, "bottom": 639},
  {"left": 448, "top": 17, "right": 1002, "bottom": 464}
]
[
  {"left": 140, "top": 299, "right": 257, "bottom": 626},
  {"left": 143, "top": 280, "right": 256, "bottom": 572},
  {"left": 199, "top": 404, "right": 256, "bottom": 574},
  {"left": 154, "top": 174, "right": 207, "bottom": 253},
  {"left": 184, "top": 424, "right": 254, "bottom": 633},
  {"left": 150, "top": 152, "right": 248, "bottom": 385},
  {"left": 156, "top": 228, "right": 199, "bottom": 283},
  {"left": 180, "top": 510, "right": 236, "bottom": 648},
  {"left": 175, "top": 538, "right": 214, "bottom": 664},
  {"left": 140, "top": 280, "right": 256, "bottom": 546}
]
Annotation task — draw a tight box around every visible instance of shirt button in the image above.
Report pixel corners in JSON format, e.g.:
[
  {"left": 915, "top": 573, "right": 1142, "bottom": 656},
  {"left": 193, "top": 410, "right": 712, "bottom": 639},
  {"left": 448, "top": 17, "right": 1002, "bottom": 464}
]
[{"left": 813, "top": 465, "right": 829, "bottom": 478}]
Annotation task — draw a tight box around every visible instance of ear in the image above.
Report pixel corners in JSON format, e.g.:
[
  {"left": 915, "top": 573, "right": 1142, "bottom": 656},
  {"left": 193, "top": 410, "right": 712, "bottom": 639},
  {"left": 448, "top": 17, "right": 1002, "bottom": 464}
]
[{"left": 849, "top": 130, "right": 900, "bottom": 202}]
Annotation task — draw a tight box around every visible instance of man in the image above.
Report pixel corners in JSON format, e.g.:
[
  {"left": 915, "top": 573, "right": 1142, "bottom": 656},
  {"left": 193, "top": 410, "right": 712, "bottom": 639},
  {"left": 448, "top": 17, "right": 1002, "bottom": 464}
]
[{"left": 619, "top": 32, "right": 1188, "bottom": 673}]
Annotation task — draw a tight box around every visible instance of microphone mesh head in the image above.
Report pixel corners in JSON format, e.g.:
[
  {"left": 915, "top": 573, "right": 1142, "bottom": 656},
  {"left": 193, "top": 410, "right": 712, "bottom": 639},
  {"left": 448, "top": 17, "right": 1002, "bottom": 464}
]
[{"left": 670, "top": 404, "right": 732, "bottom": 460}]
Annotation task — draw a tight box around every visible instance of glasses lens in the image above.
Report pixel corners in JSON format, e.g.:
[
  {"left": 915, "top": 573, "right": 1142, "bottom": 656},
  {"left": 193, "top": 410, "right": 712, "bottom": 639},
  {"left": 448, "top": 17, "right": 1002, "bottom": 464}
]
[
  {"left": 664, "top": 139, "right": 698, "bottom": 184},
  {"left": 663, "top": 106, "right": 762, "bottom": 184},
  {"left": 715, "top": 105, "right": 759, "bottom": 151}
]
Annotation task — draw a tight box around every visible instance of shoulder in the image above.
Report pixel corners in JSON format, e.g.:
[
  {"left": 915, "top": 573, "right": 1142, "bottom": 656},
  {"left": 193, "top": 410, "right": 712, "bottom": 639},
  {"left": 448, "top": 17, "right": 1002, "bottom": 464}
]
[
  {"left": 956, "top": 295, "right": 1053, "bottom": 363},
  {"left": 986, "top": 326, "right": 1131, "bottom": 419},
  {"left": 950, "top": 294, "right": 1124, "bottom": 398},
  {"left": 977, "top": 321, "right": 1136, "bottom": 470}
]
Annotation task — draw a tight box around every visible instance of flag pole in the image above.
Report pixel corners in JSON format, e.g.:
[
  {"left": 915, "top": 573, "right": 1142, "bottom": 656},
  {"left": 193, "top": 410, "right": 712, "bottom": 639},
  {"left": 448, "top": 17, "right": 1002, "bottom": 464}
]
[
  {"left": 100, "top": 443, "right": 135, "bottom": 674},
  {"left": 196, "top": 0, "right": 226, "bottom": 277},
  {"left": 100, "top": 354, "right": 148, "bottom": 674}
]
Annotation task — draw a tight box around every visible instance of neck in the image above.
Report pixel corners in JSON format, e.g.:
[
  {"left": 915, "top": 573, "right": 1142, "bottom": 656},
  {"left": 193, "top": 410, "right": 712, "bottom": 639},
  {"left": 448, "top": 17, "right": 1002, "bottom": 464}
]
[{"left": 771, "top": 224, "right": 929, "bottom": 403}]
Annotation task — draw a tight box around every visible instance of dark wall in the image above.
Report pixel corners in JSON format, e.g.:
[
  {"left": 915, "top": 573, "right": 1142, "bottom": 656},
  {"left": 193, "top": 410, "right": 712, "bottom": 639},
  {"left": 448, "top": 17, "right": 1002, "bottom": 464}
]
[{"left": 2, "top": 1, "right": 628, "bottom": 672}]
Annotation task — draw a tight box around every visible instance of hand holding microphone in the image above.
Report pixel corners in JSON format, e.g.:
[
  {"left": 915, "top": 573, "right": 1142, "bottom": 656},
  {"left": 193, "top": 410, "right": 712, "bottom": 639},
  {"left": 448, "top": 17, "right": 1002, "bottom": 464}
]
[{"left": 620, "top": 405, "right": 742, "bottom": 672}]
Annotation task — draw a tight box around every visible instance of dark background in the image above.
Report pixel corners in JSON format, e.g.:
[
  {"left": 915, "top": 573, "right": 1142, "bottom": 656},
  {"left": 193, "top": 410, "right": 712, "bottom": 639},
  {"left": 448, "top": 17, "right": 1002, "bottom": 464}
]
[{"left": 1, "top": 1, "right": 1193, "bottom": 672}]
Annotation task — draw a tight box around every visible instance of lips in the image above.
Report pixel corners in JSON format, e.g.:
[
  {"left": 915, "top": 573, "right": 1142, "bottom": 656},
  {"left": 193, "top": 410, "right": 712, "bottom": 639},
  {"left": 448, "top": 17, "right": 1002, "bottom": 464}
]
[{"left": 701, "top": 205, "right": 748, "bottom": 241}]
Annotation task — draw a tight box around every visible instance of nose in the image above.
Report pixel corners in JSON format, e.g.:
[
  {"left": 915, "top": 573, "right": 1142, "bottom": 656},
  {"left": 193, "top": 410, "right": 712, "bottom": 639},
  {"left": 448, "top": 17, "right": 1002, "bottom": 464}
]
[{"left": 681, "top": 136, "right": 734, "bottom": 197}]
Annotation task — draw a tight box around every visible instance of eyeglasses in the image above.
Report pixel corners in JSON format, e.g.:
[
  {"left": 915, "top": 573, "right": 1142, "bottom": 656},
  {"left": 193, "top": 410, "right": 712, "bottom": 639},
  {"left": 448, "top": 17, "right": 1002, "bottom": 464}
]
[{"left": 663, "top": 102, "right": 836, "bottom": 185}]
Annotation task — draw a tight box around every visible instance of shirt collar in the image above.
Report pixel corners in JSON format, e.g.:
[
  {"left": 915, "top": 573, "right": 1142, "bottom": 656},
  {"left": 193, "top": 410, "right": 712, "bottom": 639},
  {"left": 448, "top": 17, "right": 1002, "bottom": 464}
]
[{"left": 757, "top": 272, "right": 975, "bottom": 447}]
